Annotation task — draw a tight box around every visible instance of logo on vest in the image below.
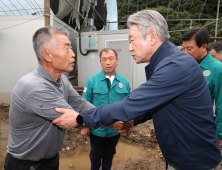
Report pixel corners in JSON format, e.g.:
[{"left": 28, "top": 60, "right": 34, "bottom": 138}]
[
  {"left": 203, "top": 70, "right": 211, "bottom": 77},
  {"left": 118, "top": 83, "right": 123, "bottom": 88}
]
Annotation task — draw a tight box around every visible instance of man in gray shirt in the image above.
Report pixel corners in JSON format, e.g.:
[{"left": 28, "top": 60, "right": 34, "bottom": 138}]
[{"left": 4, "top": 26, "right": 94, "bottom": 170}]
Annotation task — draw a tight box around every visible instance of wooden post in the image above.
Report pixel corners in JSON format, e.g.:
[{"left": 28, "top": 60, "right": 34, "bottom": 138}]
[
  {"left": 210, "top": 37, "right": 222, "bottom": 40},
  {"left": 44, "top": 0, "right": 50, "bottom": 26}
]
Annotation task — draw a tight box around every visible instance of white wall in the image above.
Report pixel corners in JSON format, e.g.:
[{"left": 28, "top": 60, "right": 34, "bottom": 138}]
[{"left": 0, "top": 16, "right": 78, "bottom": 105}]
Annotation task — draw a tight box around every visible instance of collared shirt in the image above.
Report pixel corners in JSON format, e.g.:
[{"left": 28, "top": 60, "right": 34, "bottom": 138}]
[
  {"left": 82, "top": 70, "right": 130, "bottom": 137},
  {"left": 199, "top": 52, "right": 222, "bottom": 140},
  {"left": 197, "top": 52, "right": 208, "bottom": 64},
  {"left": 106, "top": 75, "right": 115, "bottom": 84},
  {"left": 8, "top": 65, "right": 94, "bottom": 161},
  {"left": 82, "top": 40, "right": 221, "bottom": 170}
]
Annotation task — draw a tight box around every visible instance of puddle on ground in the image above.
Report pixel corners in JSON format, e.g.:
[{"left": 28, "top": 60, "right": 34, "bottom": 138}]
[
  {"left": 59, "top": 141, "right": 159, "bottom": 170},
  {"left": 59, "top": 144, "right": 91, "bottom": 169},
  {"left": 0, "top": 110, "right": 159, "bottom": 170}
]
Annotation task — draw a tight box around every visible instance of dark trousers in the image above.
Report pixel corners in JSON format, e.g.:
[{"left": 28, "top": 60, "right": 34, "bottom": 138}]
[
  {"left": 4, "top": 153, "right": 59, "bottom": 170},
  {"left": 89, "top": 133, "right": 120, "bottom": 161}
]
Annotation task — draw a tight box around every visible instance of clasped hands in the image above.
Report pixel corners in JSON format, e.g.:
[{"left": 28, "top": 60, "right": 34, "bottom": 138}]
[
  {"left": 80, "top": 120, "right": 134, "bottom": 140},
  {"left": 108, "top": 120, "right": 134, "bottom": 137}
]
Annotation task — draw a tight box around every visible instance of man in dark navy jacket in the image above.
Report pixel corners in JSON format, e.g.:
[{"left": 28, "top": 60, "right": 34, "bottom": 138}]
[{"left": 53, "top": 10, "right": 221, "bottom": 170}]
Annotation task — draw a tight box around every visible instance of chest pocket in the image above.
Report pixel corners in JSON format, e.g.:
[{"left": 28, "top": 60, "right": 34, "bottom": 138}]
[
  {"left": 114, "top": 85, "right": 129, "bottom": 101},
  {"left": 92, "top": 88, "right": 109, "bottom": 106}
]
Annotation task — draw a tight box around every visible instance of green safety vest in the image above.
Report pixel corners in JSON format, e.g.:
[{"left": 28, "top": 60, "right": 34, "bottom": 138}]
[
  {"left": 200, "top": 53, "right": 222, "bottom": 140},
  {"left": 82, "top": 70, "right": 131, "bottom": 137}
]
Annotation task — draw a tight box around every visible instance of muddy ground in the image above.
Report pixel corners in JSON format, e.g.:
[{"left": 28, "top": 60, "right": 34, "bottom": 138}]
[
  {"left": 61, "top": 123, "right": 165, "bottom": 170},
  {"left": 0, "top": 105, "right": 222, "bottom": 170}
]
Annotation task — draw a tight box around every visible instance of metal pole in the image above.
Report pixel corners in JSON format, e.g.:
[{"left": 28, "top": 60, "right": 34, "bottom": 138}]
[
  {"left": 25, "top": 0, "right": 39, "bottom": 15},
  {"left": 34, "top": 0, "right": 44, "bottom": 15},
  {"left": 15, "top": 0, "right": 29, "bottom": 15},
  {"left": 177, "top": 0, "right": 181, "bottom": 19},
  {"left": 137, "top": 0, "right": 138, "bottom": 12},
  {"left": 157, "top": 0, "right": 159, "bottom": 11},
  {"left": 167, "top": 0, "right": 170, "bottom": 20},
  {"left": 199, "top": 0, "right": 207, "bottom": 19},
  {"left": 86, "top": 0, "right": 106, "bottom": 25},
  {"left": 215, "top": 0, "right": 220, "bottom": 42},
  {"left": 0, "top": 0, "right": 16, "bottom": 15},
  {"left": 65, "top": 0, "right": 96, "bottom": 30},
  {"left": 8, "top": 0, "right": 23, "bottom": 15},
  {"left": 44, "top": 0, "right": 50, "bottom": 26},
  {"left": 128, "top": 0, "right": 129, "bottom": 15},
  {"left": 93, "top": 0, "right": 95, "bottom": 25}
]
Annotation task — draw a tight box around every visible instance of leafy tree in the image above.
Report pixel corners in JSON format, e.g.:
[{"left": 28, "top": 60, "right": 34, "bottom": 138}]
[{"left": 117, "top": 0, "right": 222, "bottom": 45}]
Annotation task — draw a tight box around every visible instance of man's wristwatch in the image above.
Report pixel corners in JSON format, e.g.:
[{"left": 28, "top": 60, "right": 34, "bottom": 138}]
[{"left": 76, "top": 114, "right": 84, "bottom": 125}]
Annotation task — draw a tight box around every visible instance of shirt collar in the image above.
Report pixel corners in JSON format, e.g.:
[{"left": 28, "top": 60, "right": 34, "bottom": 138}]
[
  {"left": 197, "top": 52, "right": 208, "bottom": 64},
  {"left": 199, "top": 52, "right": 213, "bottom": 69},
  {"left": 36, "top": 65, "right": 62, "bottom": 85},
  {"left": 145, "top": 40, "right": 170, "bottom": 80},
  {"left": 98, "top": 70, "right": 121, "bottom": 81}
]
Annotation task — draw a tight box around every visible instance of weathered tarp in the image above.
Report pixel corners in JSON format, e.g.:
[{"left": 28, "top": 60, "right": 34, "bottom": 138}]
[
  {"left": 55, "top": 0, "right": 118, "bottom": 30},
  {"left": 105, "top": 0, "right": 118, "bottom": 30}
]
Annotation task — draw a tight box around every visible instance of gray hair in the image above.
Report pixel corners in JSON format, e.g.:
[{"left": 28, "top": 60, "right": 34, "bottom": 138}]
[
  {"left": 32, "top": 26, "right": 69, "bottom": 61},
  {"left": 127, "top": 10, "right": 170, "bottom": 41}
]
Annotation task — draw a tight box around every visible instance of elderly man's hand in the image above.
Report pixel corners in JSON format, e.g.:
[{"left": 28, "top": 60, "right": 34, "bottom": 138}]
[
  {"left": 109, "top": 121, "right": 124, "bottom": 131},
  {"left": 109, "top": 120, "right": 134, "bottom": 137},
  {"left": 120, "top": 120, "right": 134, "bottom": 137},
  {"left": 52, "top": 108, "right": 79, "bottom": 129}
]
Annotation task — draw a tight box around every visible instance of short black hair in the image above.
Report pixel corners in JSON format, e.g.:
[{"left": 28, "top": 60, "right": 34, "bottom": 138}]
[
  {"left": 207, "top": 41, "right": 222, "bottom": 53},
  {"left": 99, "top": 48, "right": 118, "bottom": 59},
  {"left": 181, "top": 28, "right": 209, "bottom": 48}
]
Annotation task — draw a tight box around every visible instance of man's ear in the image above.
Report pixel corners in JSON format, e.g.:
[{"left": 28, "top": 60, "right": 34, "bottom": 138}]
[
  {"left": 149, "top": 30, "right": 157, "bottom": 45},
  {"left": 202, "top": 44, "right": 208, "bottom": 51},
  {"left": 41, "top": 49, "right": 52, "bottom": 62}
]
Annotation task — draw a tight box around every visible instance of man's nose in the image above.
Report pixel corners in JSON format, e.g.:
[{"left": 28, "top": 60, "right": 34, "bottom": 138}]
[
  {"left": 129, "top": 43, "right": 133, "bottom": 52},
  {"left": 71, "top": 49, "right": 75, "bottom": 58},
  {"left": 106, "top": 59, "right": 111, "bottom": 64}
]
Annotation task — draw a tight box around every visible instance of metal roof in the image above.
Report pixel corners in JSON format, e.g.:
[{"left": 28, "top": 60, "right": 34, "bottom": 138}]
[{"left": 0, "top": 0, "right": 54, "bottom": 16}]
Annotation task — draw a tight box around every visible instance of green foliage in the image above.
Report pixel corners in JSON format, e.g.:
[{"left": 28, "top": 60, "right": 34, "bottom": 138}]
[{"left": 117, "top": 0, "right": 222, "bottom": 45}]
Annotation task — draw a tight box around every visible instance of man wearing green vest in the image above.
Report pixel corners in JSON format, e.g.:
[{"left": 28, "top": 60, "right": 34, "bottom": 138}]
[
  {"left": 207, "top": 41, "right": 222, "bottom": 62},
  {"left": 181, "top": 28, "right": 222, "bottom": 144},
  {"left": 81, "top": 48, "right": 131, "bottom": 170}
]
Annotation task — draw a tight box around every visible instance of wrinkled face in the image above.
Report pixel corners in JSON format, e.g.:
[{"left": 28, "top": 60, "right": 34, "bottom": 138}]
[
  {"left": 210, "top": 49, "right": 222, "bottom": 62},
  {"left": 100, "top": 50, "right": 119, "bottom": 76},
  {"left": 49, "top": 34, "right": 75, "bottom": 73},
  {"left": 182, "top": 39, "right": 203, "bottom": 61},
  {"left": 128, "top": 24, "right": 151, "bottom": 64}
]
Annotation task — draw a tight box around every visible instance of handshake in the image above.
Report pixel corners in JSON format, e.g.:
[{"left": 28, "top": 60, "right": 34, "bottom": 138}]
[
  {"left": 81, "top": 120, "right": 134, "bottom": 140},
  {"left": 52, "top": 108, "right": 135, "bottom": 139},
  {"left": 109, "top": 120, "right": 134, "bottom": 137}
]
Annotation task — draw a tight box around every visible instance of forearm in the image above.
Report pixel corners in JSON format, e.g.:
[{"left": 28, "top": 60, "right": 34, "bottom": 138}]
[{"left": 133, "top": 112, "right": 152, "bottom": 126}]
